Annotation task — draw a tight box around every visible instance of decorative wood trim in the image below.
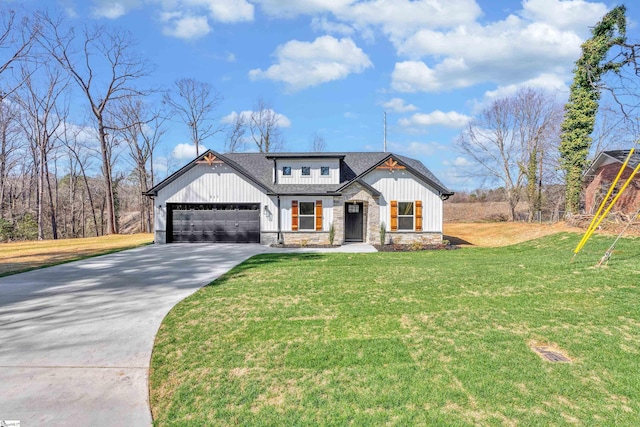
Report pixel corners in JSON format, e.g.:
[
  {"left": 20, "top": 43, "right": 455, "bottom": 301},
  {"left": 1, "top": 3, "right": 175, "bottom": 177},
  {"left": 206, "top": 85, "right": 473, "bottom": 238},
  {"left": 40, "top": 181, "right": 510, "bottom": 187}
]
[
  {"left": 390, "top": 200, "right": 398, "bottom": 231},
  {"left": 415, "top": 200, "right": 423, "bottom": 231},
  {"left": 315, "top": 200, "right": 323, "bottom": 231},
  {"left": 376, "top": 158, "right": 406, "bottom": 172},
  {"left": 196, "top": 152, "right": 224, "bottom": 165},
  {"left": 292, "top": 200, "right": 299, "bottom": 231}
]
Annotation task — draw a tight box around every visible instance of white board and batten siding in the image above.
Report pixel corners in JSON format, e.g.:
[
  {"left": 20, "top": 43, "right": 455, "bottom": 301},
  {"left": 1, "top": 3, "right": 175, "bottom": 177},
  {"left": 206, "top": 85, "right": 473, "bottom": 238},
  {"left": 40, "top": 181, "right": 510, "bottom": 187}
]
[
  {"left": 154, "top": 163, "right": 278, "bottom": 232},
  {"left": 276, "top": 159, "right": 340, "bottom": 184},
  {"left": 280, "top": 196, "right": 334, "bottom": 231},
  {"left": 362, "top": 169, "right": 443, "bottom": 233}
]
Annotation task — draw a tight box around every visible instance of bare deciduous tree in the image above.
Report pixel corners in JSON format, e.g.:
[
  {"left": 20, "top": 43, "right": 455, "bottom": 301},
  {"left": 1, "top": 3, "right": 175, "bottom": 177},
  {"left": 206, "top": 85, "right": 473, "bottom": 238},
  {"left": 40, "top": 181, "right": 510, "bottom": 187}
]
[
  {"left": 114, "top": 96, "right": 166, "bottom": 232},
  {"left": 310, "top": 131, "right": 326, "bottom": 152},
  {"left": 164, "top": 78, "right": 223, "bottom": 156},
  {"left": 224, "top": 112, "right": 246, "bottom": 153},
  {"left": 0, "top": 9, "right": 38, "bottom": 95},
  {"left": 249, "top": 98, "right": 283, "bottom": 153},
  {"left": 456, "top": 88, "right": 562, "bottom": 221},
  {"left": 0, "top": 99, "right": 20, "bottom": 219},
  {"left": 14, "top": 58, "right": 69, "bottom": 239},
  {"left": 41, "top": 14, "right": 152, "bottom": 234}
]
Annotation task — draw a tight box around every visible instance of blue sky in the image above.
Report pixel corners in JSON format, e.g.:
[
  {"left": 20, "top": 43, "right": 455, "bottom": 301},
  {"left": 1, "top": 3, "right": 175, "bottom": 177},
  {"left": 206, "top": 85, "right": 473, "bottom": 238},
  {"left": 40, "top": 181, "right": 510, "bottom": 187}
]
[{"left": 17, "top": 0, "right": 640, "bottom": 189}]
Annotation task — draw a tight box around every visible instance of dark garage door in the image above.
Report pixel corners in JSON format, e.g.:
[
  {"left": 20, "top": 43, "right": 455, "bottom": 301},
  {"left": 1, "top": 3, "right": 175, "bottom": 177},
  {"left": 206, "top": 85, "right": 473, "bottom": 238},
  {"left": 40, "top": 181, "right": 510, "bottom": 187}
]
[{"left": 168, "top": 203, "right": 260, "bottom": 243}]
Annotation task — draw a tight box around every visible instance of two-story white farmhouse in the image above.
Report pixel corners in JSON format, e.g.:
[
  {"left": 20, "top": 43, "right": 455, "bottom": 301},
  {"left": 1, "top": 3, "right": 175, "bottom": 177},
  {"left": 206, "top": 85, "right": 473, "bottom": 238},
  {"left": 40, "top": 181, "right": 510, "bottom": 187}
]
[{"left": 144, "top": 150, "right": 453, "bottom": 245}]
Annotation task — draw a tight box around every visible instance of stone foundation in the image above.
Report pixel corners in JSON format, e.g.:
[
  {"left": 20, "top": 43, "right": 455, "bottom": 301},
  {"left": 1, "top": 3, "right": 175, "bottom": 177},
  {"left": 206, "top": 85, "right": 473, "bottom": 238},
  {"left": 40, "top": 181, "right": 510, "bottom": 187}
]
[
  {"left": 154, "top": 230, "right": 166, "bottom": 244},
  {"left": 279, "top": 232, "right": 333, "bottom": 245},
  {"left": 260, "top": 232, "right": 279, "bottom": 245},
  {"left": 387, "top": 232, "right": 442, "bottom": 245}
]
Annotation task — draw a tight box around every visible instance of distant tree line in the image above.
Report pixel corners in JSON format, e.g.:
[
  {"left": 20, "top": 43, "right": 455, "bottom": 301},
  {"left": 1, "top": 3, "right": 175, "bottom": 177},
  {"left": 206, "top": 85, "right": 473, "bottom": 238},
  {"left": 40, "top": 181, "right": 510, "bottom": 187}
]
[{"left": 0, "top": 8, "right": 293, "bottom": 242}]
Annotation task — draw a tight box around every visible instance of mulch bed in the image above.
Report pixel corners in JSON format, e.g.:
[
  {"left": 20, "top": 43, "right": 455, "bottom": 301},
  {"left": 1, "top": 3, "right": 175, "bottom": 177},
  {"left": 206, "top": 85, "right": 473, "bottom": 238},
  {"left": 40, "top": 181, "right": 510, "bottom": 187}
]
[
  {"left": 270, "top": 244, "right": 339, "bottom": 248},
  {"left": 373, "top": 243, "right": 459, "bottom": 252}
]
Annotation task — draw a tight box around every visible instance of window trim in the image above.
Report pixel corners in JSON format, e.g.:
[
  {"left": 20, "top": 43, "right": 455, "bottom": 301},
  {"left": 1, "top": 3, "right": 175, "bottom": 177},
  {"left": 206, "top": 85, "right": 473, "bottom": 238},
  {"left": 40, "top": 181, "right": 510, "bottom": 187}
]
[
  {"left": 397, "top": 201, "right": 414, "bottom": 231},
  {"left": 320, "top": 166, "right": 330, "bottom": 176},
  {"left": 282, "top": 166, "right": 292, "bottom": 176},
  {"left": 301, "top": 166, "right": 311, "bottom": 177},
  {"left": 298, "top": 201, "right": 315, "bottom": 230}
]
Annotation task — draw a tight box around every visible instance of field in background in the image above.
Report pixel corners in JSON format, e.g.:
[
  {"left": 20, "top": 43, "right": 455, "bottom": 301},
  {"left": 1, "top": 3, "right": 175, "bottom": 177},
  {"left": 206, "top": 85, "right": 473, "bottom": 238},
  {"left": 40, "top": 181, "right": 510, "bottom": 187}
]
[
  {"left": 0, "top": 233, "right": 153, "bottom": 276},
  {"left": 444, "top": 201, "right": 529, "bottom": 222},
  {"left": 444, "top": 222, "right": 583, "bottom": 247}
]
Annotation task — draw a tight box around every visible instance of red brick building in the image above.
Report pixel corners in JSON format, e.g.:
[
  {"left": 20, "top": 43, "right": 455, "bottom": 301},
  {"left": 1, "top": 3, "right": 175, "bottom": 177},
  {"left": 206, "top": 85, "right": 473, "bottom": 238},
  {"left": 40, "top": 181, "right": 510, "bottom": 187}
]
[{"left": 584, "top": 150, "right": 640, "bottom": 214}]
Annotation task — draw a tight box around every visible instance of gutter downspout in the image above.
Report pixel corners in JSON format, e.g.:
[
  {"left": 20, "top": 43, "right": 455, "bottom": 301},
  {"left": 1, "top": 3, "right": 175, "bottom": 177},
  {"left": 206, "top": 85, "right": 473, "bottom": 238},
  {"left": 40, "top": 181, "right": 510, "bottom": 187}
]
[{"left": 277, "top": 195, "right": 283, "bottom": 244}]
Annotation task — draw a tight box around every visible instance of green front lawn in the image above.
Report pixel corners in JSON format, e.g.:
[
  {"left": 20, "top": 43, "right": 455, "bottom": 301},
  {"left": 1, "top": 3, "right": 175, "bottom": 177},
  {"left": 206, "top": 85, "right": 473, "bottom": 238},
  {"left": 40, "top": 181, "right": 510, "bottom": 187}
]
[{"left": 150, "top": 233, "right": 640, "bottom": 426}]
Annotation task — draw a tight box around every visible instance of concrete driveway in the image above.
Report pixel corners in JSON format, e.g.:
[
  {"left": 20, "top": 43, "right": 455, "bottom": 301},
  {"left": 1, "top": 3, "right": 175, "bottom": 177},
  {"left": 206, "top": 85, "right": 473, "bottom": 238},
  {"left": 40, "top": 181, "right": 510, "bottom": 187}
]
[{"left": 0, "top": 243, "right": 270, "bottom": 426}]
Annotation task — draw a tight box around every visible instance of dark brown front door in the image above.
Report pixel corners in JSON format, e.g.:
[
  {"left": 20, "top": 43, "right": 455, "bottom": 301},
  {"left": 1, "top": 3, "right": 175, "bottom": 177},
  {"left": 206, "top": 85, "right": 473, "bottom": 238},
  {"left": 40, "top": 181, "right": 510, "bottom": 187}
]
[{"left": 344, "top": 202, "right": 364, "bottom": 242}]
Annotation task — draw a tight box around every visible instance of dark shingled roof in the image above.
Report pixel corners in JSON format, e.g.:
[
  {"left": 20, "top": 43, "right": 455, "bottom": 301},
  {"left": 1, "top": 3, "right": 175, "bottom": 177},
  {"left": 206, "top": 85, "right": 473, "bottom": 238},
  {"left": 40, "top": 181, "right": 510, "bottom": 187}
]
[
  {"left": 585, "top": 149, "right": 640, "bottom": 177},
  {"left": 145, "top": 150, "right": 453, "bottom": 197},
  {"left": 602, "top": 150, "right": 640, "bottom": 169}
]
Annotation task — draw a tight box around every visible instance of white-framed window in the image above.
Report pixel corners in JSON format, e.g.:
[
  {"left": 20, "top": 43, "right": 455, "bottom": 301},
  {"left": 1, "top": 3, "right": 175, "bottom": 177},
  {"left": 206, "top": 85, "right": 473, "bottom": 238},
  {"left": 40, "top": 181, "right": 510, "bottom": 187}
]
[
  {"left": 299, "top": 201, "right": 315, "bottom": 230},
  {"left": 321, "top": 166, "right": 330, "bottom": 176},
  {"left": 301, "top": 166, "right": 311, "bottom": 176},
  {"left": 398, "top": 201, "right": 414, "bottom": 230},
  {"left": 282, "top": 166, "right": 291, "bottom": 176}
]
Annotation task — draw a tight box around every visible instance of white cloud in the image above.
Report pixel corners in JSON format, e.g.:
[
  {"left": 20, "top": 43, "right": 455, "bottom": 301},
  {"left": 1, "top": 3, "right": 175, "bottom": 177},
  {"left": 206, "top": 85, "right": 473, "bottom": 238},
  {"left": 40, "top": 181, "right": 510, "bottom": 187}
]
[
  {"left": 387, "top": 140, "right": 448, "bottom": 157},
  {"left": 521, "top": 0, "right": 608, "bottom": 34},
  {"left": 480, "top": 73, "right": 569, "bottom": 105},
  {"left": 172, "top": 143, "right": 208, "bottom": 160},
  {"left": 249, "top": 36, "right": 372, "bottom": 91},
  {"left": 92, "top": 2, "right": 128, "bottom": 19},
  {"left": 391, "top": 59, "right": 472, "bottom": 93},
  {"left": 222, "top": 110, "right": 292, "bottom": 128},
  {"left": 226, "top": 52, "right": 236, "bottom": 62},
  {"left": 380, "top": 97, "right": 418, "bottom": 113},
  {"left": 92, "top": 0, "right": 254, "bottom": 23},
  {"left": 161, "top": 14, "right": 211, "bottom": 40},
  {"left": 200, "top": 0, "right": 254, "bottom": 23},
  {"left": 339, "top": 0, "right": 481, "bottom": 40},
  {"left": 254, "top": 0, "right": 481, "bottom": 39},
  {"left": 389, "top": 1, "right": 606, "bottom": 93},
  {"left": 252, "top": 0, "right": 352, "bottom": 18},
  {"left": 311, "top": 16, "right": 354, "bottom": 36},
  {"left": 399, "top": 111, "right": 471, "bottom": 128},
  {"left": 452, "top": 157, "right": 472, "bottom": 167}
]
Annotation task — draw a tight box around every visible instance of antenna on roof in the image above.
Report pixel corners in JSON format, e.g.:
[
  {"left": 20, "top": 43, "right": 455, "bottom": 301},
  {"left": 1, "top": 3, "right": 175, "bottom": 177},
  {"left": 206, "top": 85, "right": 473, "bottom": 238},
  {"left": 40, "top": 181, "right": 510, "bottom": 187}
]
[{"left": 383, "top": 111, "right": 387, "bottom": 152}]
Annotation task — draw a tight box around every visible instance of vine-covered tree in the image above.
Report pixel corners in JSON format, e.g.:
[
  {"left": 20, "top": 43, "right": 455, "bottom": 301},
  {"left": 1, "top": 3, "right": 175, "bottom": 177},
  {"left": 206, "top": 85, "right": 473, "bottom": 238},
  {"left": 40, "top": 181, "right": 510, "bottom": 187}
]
[{"left": 559, "top": 5, "right": 627, "bottom": 215}]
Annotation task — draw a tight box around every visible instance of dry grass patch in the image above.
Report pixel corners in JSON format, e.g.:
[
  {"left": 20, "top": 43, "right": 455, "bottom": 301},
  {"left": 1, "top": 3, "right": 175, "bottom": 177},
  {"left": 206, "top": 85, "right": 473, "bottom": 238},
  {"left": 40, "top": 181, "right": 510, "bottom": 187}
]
[
  {"left": 444, "top": 222, "right": 582, "bottom": 247},
  {"left": 0, "top": 233, "right": 153, "bottom": 276}
]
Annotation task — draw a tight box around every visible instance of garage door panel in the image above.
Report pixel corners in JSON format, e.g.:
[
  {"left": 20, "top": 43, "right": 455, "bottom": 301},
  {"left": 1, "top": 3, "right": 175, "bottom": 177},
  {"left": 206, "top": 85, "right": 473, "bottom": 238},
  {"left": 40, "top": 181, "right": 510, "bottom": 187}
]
[{"left": 169, "top": 203, "right": 260, "bottom": 243}]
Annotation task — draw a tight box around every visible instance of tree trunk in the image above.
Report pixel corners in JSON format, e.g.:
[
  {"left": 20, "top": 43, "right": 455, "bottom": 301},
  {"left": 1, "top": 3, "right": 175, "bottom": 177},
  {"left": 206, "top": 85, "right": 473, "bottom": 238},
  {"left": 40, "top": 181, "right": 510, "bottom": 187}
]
[
  {"left": 98, "top": 121, "right": 117, "bottom": 234},
  {"left": 38, "top": 143, "right": 44, "bottom": 240},
  {"left": 44, "top": 150, "right": 57, "bottom": 239}
]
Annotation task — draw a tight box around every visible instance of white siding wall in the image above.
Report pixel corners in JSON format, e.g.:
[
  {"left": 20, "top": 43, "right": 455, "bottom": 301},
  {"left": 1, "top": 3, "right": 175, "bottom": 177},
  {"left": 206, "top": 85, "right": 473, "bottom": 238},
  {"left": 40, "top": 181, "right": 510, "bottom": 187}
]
[
  {"left": 154, "top": 163, "right": 278, "bottom": 232},
  {"left": 276, "top": 159, "right": 340, "bottom": 184},
  {"left": 280, "top": 196, "right": 334, "bottom": 231},
  {"left": 362, "top": 170, "right": 443, "bottom": 232}
]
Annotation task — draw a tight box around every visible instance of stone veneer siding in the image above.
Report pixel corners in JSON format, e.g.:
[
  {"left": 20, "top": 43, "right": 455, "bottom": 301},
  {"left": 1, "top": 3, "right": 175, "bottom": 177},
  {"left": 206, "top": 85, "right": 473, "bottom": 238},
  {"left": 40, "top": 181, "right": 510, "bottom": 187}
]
[
  {"left": 332, "top": 182, "right": 381, "bottom": 244},
  {"left": 387, "top": 232, "right": 443, "bottom": 245}
]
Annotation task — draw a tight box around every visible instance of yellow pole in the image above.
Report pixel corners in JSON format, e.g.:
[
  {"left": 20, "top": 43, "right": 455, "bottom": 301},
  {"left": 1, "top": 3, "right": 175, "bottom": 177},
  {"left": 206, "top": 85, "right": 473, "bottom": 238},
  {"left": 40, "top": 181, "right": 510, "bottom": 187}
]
[
  {"left": 575, "top": 162, "right": 640, "bottom": 255},
  {"left": 573, "top": 148, "right": 636, "bottom": 255}
]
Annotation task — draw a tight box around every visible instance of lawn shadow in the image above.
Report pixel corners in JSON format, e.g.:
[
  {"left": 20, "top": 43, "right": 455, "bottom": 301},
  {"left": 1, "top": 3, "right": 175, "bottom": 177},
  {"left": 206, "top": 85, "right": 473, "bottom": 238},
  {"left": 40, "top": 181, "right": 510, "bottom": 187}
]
[
  {"left": 443, "top": 234, "right": 473, "bottom": 246},
  {"left": 207, "top": 253, "right": 325, "bottom": 288}
]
